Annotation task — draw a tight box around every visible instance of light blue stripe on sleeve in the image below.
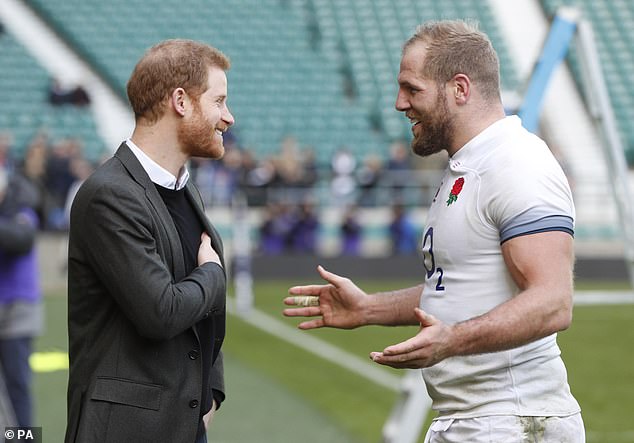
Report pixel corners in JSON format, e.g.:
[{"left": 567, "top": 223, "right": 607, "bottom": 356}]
[{"left": 500, "top": 214, "right": 574, "bottom": 243}]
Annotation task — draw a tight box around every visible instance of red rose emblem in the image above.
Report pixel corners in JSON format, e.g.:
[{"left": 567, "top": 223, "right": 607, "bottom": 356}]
[{"left": 446, "top": 177, "right": 464, "bottom": 206}]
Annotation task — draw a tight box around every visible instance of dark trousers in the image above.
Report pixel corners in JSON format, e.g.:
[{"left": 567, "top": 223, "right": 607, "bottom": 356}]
[{"left": 0, "top": 337, "right": 33, "bottom": 427}]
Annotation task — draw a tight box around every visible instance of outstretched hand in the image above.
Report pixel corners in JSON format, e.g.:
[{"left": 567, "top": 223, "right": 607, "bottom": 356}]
[
  {"left": 370, "top": 308, "right": 453, "bottom": 369},
  {"left": 283, "top": 265, "right": 367, "bottom": 330}
]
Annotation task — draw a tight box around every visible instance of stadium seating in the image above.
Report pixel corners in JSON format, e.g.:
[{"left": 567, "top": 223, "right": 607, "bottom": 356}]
[
  {"left": 0, "top": 31, "right": 104, "bottom": 161},
  {"left": 24, "top": 0, "right": 386, "bottom": 163},
  {"left": 24, "top": 0, "right": 518, "bottom": 164},
  {"left": 0, "top": 31, "right": 45, "bottom": 151},
  {"left": 540, "top": 0, "right": 634, "bottom": 162},
  {"left": 294, "top": 0, "right": 519, "bottom": 141}
]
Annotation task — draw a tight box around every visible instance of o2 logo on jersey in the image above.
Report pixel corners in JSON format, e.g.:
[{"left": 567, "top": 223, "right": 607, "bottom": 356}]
[{"left": 422, "top": 227, "right": 445, "bottom": 291}]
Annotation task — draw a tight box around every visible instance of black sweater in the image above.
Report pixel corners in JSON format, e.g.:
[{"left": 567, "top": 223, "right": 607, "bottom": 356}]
[{"left": 155, "top": 184, "right": 219, "bottom": 438}]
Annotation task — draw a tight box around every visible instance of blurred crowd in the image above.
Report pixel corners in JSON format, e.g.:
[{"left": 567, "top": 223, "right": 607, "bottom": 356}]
[
  {"left": 0, "top": 131, "right": 96, "bottom": 232},
  {"left": 190, "top": 134, "right": 432, "bottom": 256},
  {"left": 190, "top": 134, "right": 427, "bottom": 209},
  {"left": 1, "top": 127, "right": 436, "bottom": 256}
]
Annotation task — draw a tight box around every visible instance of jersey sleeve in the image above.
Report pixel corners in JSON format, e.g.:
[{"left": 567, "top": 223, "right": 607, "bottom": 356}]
[{"left": 482, "top": 142, "right": 575, "bottom": 244}]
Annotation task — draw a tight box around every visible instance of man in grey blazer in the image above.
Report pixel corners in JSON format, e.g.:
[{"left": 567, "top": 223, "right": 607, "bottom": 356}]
[{"left": 65, "top": 39, "right": 234, "bottom": 443}]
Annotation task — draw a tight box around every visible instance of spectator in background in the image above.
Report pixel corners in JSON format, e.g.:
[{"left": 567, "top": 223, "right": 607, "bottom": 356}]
[
  {"left": 0, "top": 133, "right": 15, "bottom": 171},
  {"left": 191, "top": 129, "right": 243, "bottom": 207},
  {"left": 219, "top": 147, "right": 245, "bottom": 204},
  {"left": 193, "top": 148, "right": 242, "bottom": 207},
  {"left": 258, "top": 202, "right": 296, "bottom": 255},
  {"left": 330, "top": 147, "right": 357, "bottom": 206},
  {"left": 242, "top": 154, "right": 277, "bottom": 206},
  {"left": 289, "top": 201, "right": 320, "bottom": 254},
  {"left": 63, "top": 157, "right": 95, "bottom": 226},
  {"left": 48, "top": 78, "right": 90, "bottom": 107},
  {"left": 386, "top": 140, "right": 413, "bottom": 200},
  {"left": 0, "top": 166, "right": 43, "bottom": 428},
  {"left": 340, "top": 206, "right": 362, "bottom": 256},
  {"left": 59, "top": 157, "right": 96, "bottom": 273},
  {"left": 258, "top": 200, "right": 322, "bottom": 255},
  {"left": 19, "top": 132, "right": 49, "bottom": 227},
  {"left": 45, "top": 138, "right": 83, "bottom": 230},
  {"left": 356, "top": 153, "right": 384, "bottom": 206},
  {"left": 298, "top": 147, "right": 319, "bottom": 189},
  {"left": 388, "top": 203, "right": 418, "bottom": 255},
  {"left": 275, "top": 136, "right": 307, "bottom": 204},
  {"left": 276, "top": 137, "right": 302, "bottom": 187}
]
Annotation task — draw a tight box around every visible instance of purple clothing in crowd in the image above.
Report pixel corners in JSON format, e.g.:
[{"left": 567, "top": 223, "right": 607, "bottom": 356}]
[{"left": 0, "top": 208, "right": 40, "bottom": 304}]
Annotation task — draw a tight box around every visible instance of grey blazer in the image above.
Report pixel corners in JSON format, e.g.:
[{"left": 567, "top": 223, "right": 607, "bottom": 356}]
[{"left": 65, "top": 143, "right": 227, "bottom": 443}]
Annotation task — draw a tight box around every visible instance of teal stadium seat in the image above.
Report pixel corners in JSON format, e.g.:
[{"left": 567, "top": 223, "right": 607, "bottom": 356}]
[
  {"left": 0, "top": 31, "right": 104, "bottom": 160},
  {"left": 291, "top": 0, "right": 519, "bottom": 142}
]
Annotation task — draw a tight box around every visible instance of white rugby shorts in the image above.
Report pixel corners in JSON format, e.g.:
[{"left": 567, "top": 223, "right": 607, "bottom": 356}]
[{"left": 423, "top": 413, "right": 585, "bottom": 443}]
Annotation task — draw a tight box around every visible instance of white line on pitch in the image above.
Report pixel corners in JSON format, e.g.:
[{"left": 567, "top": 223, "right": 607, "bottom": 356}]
[
  {"left": 227, "top": 298, "right": 402, "bottom": 392},
  {"left": 228, "top": 291, "right": 634, "bottom": 391},
  {"left": 574, "top": 291, "right": 634, "bottom": 305}
]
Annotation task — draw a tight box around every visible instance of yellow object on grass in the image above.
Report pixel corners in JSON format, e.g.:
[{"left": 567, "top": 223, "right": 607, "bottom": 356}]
[{"left": 30, "top": 351, "right": 68, "bottom": 372}]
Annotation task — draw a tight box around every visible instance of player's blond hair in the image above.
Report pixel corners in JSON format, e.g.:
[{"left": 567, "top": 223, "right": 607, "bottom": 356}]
[
  {"left": 404, "top": 20, "right": 501, "bottom": 101},
  {"left": 127, "top": 39, "right": 230, "bottom": 123}
]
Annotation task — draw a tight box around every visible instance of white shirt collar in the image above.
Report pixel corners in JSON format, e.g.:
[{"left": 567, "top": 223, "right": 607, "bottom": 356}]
[
  {"left": 126, "top": 138, "right": 189, "bottom": 190},
  {"left": 451, "top": 115, "right": 517, "bottom": 163}
]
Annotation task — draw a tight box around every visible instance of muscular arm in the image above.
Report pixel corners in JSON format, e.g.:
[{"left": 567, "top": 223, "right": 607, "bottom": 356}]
[
  {"left": 284, "top": 266, "right": 423, "bottom": 329},
  {"left": 372, "top": 230, "right": 574, "bottom": 367},
  {"left": 448, "top": 230, "right": 574, "bottom": 355},
  {"left": 364, "top": 284, "right": 423, "bottom": 326}
]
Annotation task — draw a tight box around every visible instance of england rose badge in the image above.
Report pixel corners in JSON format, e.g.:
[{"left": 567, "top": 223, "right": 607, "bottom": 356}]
[{"left": 446, "top": 177, "right": 464, "bottom": 206}]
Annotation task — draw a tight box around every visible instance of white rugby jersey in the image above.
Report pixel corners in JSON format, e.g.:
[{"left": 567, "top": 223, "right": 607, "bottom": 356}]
[{"left": 420, "top": 116, "right": 580, "bottom": 418}]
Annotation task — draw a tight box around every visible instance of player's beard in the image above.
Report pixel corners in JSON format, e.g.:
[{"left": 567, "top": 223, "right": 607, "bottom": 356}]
[
  {"left": 411, "top": 90, "right": 455, "bottom": 158},
  {"left": 178, "top": 101, "right": 225, "bottom": 160}
]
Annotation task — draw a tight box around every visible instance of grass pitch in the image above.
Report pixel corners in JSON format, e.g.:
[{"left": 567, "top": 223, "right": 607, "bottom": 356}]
[{"left": 35, "top": 280, "right": 634, "bottom": 442}]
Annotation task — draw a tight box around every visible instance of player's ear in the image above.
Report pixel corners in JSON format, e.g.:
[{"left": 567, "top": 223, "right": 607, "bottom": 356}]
[
  {"left": 451, "top": 74, "right": 470, "bottom": 104},
  {"left": 171, "top": 87, "right": 187, "bottom": 117}
]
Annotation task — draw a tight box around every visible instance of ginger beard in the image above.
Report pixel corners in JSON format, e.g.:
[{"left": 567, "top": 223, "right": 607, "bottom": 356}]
[
  {"left": 411, "top": 85, "right": 456, "bottom": 158},
  {"left": 178, "top": 98, "right": 225, "bottom": 160}
]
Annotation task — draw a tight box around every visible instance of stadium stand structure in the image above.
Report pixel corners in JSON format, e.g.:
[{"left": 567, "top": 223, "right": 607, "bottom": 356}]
[
  {"left": 0, "top": 30, "right": 104, "bottom": 160},
  {"left": 540, "top": 0, "right": 634, "bottom": 164},
  {"left": 24, "top": 0, "right": 519, "bottom": 164},
  {"left": 9, "top": 0, "right": 631, "bottom": 171},
  {"left": 24, "top": 0, "right": 385, "bottom": 163},
  {"left": 10, "top": 0, "right": 630, "bottom": 248},
  {"left": 290, "top": 0, "right": 519, "bottom": 141}
]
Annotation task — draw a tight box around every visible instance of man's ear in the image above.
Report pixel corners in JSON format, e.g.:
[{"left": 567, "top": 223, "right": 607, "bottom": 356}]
[
  {"left": 451, "top": 74, "right": 470, "bottom": 104},
  {"left": 171, "top": 87, "right": 187, "bottom": 117}
]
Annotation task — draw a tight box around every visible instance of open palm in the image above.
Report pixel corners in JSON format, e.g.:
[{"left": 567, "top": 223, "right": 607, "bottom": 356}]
[{"left": 283, "top": 265, "right": 367, "bottom": 330}]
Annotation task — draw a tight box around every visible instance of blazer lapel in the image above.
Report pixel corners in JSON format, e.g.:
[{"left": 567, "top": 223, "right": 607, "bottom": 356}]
[{"left": 114, "top": 143, "right": 187, "bottom": 280}]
